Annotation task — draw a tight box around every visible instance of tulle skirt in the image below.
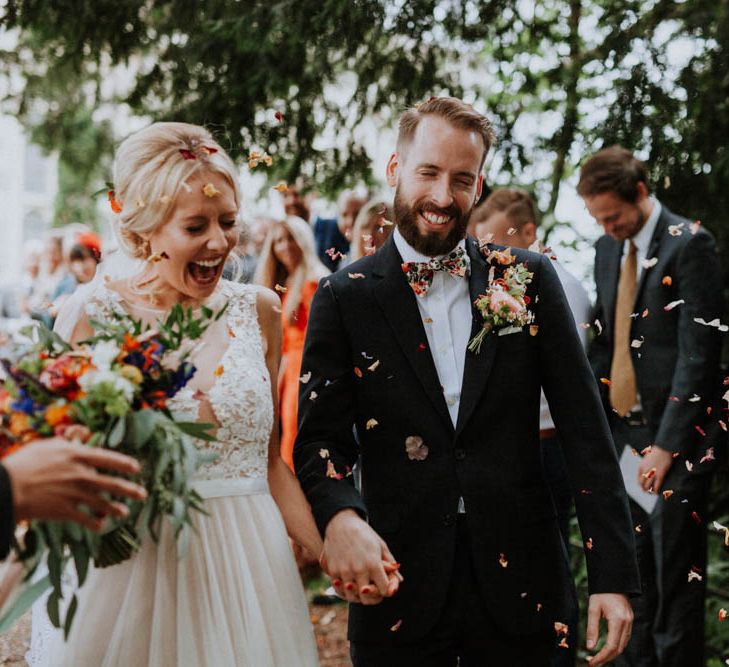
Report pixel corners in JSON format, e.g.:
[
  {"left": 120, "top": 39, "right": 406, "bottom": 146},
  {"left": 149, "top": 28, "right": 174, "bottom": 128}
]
[{"left": 28, "top": 478, "right": 319, "bottom": 666}]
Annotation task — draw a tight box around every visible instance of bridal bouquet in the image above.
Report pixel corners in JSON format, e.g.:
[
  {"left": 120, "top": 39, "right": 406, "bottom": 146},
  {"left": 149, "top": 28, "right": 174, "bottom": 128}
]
[{"left": 0, "top": 304, "right": 224, "bottom": 636}]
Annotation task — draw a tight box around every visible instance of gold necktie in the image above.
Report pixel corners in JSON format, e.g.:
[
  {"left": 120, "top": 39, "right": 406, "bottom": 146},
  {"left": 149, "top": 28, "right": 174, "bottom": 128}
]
[{"left": 610, "top": 241, "right": 638, "bottom": 416}]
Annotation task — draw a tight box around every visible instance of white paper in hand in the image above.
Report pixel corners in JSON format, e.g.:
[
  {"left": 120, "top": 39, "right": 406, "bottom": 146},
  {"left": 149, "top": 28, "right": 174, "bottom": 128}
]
[{"left": 619, "top": 447, "right": 659, "bottom": 514}]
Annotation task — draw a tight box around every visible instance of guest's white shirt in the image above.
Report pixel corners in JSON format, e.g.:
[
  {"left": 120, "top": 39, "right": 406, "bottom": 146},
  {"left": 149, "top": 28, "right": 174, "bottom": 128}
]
[
  {"left": 539, "top": 259, "right": 591, "bottom": 431},
  {"left": 621, "top": 197, "right": 661, "bottom": 277},
  {"left": 393, "top": 229, "right": 471, "bottom": 427}
]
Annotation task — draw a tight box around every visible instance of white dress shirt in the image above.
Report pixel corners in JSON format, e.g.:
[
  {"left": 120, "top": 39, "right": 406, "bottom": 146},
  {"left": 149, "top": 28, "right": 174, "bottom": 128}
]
[
  {"left": 539, "top": 260, "right": 591, "bottom": 431},
  {"left": 393, "top": 229, "right": 472, "bottom": 426},
  {"left": 622, "top": 197, "right": 661, "bottom": 277},
  {"left": 394, "top": 229, "right": 472, "bottom": 513}
]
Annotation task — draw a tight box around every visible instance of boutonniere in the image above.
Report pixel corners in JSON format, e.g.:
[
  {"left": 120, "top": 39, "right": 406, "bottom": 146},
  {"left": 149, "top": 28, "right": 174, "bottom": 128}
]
[{"left": 468, "top": 247, "right": 534, "bottom": 353}]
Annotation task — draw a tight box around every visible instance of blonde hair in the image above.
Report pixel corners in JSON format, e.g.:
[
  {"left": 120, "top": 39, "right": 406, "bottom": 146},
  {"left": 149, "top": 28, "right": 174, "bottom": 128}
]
[
  {"left": 349, "top": 199, "right": 393, "bottom": 261},
  {"left": 253, "top": 216, "right": 329, "bottom": 322},
  {"left": 112, "top": 122, "right": 241, "bottom": 259}
]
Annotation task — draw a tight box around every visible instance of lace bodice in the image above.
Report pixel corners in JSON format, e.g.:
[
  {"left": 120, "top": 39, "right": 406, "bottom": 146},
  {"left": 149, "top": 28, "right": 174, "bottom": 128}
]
[{"left": 84, "top": 280, "right": 273, "bottom": 480}]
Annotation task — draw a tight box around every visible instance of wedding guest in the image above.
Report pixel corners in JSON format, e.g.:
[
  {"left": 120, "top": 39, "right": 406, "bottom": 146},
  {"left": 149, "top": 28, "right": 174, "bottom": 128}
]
[
  {"left": 345, "top": 199, "right": 394, "bottom": 264},
  {"left": 254, "top": 216, "right": 329, "bottom": 470},
  {"left": 580, "top": 146, "right": 723, "bottom": 667},
  {"left": 283, "top": 185, "right": 311, "bottom": 222},
  {"left": 296, "top": 96, "right": 638, "bottom": 666},
  {"left": 68, "top": 232, "right": 102, "bottom": 286},
  {"left": 314, "top": 191, "right": 367, "bottom": 271},
  {"left": 0, "top": 438, "right": 146, "bottom": 558},
  {"left": 476, "top": 187, "right": 591, "bottom": 667}
]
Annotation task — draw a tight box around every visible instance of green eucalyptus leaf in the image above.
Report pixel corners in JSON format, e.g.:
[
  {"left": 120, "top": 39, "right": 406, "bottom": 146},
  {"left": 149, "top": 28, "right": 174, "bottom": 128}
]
[{"left": 63, "top": 594, "right": 78, "bottom": 639}]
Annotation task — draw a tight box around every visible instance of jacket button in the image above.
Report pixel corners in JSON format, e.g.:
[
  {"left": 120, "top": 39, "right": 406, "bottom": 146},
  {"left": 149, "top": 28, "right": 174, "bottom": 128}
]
[
  {"left": 454, "top": 448, "right": 466, "bottom": 461},
  {"left": 443, "top": 513, "right": 456, "bottom": 527}
]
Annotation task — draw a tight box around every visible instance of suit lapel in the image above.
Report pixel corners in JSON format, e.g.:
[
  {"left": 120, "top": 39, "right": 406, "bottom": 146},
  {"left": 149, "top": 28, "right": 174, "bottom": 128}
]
[
  {"left": 455, "top": 237, "right": 499, "bottom": 435},
  {"left": 600, "top": 239, "right": 623, "bottom": 334},
  {"left": 633, "top": 211, "right": 667, "bottom": 311},
  {"left": 372, "top": 237, "right": 453, "bottom": 432}
]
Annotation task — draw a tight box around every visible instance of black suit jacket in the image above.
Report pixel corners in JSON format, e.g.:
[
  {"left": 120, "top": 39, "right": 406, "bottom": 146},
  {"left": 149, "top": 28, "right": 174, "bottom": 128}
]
[
  {"left": 0, "top": 464, "right": 13, "bottom": 559},
  {"left": 295, "top": 235, "right": 640, "bottom": 643},
  {"left": 590, "top": 205, "right": 724, "bottom": 459}
]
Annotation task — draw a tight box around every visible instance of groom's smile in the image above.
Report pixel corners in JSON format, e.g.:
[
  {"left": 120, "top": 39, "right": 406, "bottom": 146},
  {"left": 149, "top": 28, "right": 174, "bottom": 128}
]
[{"left": 386, "top": 114, "right": 485, "bottom": 256}]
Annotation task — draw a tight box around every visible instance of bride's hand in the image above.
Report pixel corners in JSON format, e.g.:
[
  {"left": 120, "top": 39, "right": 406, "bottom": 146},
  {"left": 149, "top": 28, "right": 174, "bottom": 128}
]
[{"left": 320, "top": 509, "right": 401, "bottom": 606}]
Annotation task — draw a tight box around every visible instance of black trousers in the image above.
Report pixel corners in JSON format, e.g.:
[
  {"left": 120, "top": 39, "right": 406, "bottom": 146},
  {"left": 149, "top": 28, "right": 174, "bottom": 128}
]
[
  {"left": 540, "top": 434, "right": 578, "bottom": 667},
  {"left": 350, "top": 517, "right": 556, "bottom": 666},
  {"left": 611, "top": 418, "right": 709, "bottom": 667}
]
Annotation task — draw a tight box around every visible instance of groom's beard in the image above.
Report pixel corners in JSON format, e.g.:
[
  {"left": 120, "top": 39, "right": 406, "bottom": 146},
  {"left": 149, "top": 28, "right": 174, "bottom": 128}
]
[{"left": 394, "top": 189, "right": 472, "bottom": 257}]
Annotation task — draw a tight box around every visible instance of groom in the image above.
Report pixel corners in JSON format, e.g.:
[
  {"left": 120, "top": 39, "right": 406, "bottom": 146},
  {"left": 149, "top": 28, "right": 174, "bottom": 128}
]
[{"left": 294, "top": 97, "right": 640, "bottom": 665}]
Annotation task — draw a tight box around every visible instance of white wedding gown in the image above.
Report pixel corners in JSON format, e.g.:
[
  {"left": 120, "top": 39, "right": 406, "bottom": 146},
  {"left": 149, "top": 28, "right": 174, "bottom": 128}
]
[{"left": 27, "top": 280, "right": 319, "bottom": 666}]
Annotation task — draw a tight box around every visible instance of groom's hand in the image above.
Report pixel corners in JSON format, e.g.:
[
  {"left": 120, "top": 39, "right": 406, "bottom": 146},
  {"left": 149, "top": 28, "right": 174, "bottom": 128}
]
[
  {"left": 585, "top": 593, "right": 633, "bottom": 665},
  {"left": 320, "top": 509, "right": 400, "bottom": 605}
]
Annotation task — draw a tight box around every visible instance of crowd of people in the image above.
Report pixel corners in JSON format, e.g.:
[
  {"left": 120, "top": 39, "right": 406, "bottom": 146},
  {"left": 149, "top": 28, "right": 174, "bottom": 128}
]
[{"left": 0, "top": 96, "right": 725, "bottom": 666}]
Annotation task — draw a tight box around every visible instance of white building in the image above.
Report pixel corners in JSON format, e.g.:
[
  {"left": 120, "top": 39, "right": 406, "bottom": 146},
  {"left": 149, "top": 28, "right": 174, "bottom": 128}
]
[{"left": 0, "top": 114, "right": 58, "bottom": 286}]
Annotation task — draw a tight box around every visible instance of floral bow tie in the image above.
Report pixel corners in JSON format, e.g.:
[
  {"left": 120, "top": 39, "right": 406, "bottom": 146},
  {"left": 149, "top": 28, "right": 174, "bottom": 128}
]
[{"left": 401, "top": 246, "right": 470, "bottom": 296}]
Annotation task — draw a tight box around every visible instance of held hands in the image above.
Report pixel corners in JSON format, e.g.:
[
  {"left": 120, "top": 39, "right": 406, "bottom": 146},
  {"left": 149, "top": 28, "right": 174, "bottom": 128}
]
[
  {"left": 585, "top": 593, "right": 633, "bottom": 665},
  {"left": 319, "top": 509, "right": 403, "bottom": 605},
  {"left": 637, "top": 445, "right": 674, "bottom": 493},
  {"left": 4, "top": 437, "right": 147, "bottom": 531}
]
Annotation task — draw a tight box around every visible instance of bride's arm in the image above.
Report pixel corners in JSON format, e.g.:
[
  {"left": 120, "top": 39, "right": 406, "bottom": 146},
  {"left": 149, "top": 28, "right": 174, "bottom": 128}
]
[{"left": 257, "top": 288, "right": 324, "bottom": 558}]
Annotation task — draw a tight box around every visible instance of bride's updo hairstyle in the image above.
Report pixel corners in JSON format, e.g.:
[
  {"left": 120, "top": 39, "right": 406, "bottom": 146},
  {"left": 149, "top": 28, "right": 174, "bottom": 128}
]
[{"left": 112, "top": 122, "right": 241, "bottom": 259}]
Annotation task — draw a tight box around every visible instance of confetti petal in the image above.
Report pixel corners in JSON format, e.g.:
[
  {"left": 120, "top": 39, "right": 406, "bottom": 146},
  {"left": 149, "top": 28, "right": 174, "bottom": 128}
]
[
  {"left": 366, "top": 418, "right": 379, "bottom": 430},
  {"left": 664, "top": 299, "right": 685, "bottom": 311},
  {"left": 300, "top": 371, "right": 312, "bottom": 384},
  {"left": 405, "top": 435, "right": 429, "bottom": 461}
]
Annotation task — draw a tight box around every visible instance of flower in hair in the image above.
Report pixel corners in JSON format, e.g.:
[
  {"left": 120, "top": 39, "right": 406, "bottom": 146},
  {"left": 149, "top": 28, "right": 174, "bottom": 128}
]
[
  {"left": 201, "top": 145, "right": 218, "bottom": 155},
  {"left": 272, "top": 182, "right": 288, "bottom": 193},
  {"left": 107, "top": 190, "right": 123, "bottom": 214},
  {"left": 202, "top": 183, "right": 221, "bottom": 198}
]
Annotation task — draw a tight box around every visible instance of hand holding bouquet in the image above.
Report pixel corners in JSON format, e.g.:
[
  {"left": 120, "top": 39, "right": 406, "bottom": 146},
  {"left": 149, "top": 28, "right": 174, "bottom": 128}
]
[{"left": 0, "top": 303, "right": 225, "bottom": 635}]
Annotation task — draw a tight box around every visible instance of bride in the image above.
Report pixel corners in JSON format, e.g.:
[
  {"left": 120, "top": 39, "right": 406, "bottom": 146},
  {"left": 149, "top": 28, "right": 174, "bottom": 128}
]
[{"left": 27, "top": 122, "right": 322, "bottom": 665}]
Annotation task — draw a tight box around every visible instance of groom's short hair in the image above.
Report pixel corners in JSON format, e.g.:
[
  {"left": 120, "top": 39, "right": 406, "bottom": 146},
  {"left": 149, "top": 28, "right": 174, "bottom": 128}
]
[
  {"left": 577, "top": 145, "right": 649, "bottom": 203},
  {"left": 397, "top": 97, "right": 495, "bottom": 171}
]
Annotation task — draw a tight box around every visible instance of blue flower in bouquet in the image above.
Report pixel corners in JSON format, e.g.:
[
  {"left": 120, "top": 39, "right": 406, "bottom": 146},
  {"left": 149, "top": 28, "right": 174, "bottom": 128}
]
[
  {"left": 167, "top": 362, "right": 196, "bottom": 397},
  {"left": 11, "top": 390, "right": 41, "bottom": 416}
]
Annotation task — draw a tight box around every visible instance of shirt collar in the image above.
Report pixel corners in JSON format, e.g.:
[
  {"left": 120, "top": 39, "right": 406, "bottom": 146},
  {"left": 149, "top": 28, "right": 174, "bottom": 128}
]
[
  {"left": 627, "top": 197, "right": 661, "bottom": 255},
  {"left": 393, "top": 227, "right": 468, "bottom": 264}
]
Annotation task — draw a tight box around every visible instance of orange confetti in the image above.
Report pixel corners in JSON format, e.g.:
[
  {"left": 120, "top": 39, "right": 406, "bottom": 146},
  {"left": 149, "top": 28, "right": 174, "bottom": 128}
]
[
  {"left": 585, "top": 538, "right": 594, "bottom": 550},
  {"left": 108, "top": 190, "right": 123, "bottom": 213},
  {"left": 366, "top": 418, "right": 379, "bottom": 430},
  {"left": 600, "top": 378, "right": 611, "bottom": 386},
  {"left": 529, "top": 325, "right": 539, "bottom": 336},
  {"left": 558, "top": 637, "right": 569, "bottom": 649},
  {"left": 662, "top": 490, "right": 674, "bottom": 500},
  {"left": 354, "top": 367, "right": 363, "bottom": 378},
  {"left": 642, "top": 308, "right": 649, "bottom": 318},
  {"left": 642, "top": 467, "right": 656, "bottom": 480},
  {"left": 214, "top": 365, "right": 224, "bottom": 377},
  {"left": 662, "top": 276, "right": 673, "bottom": 286},
  {"left": 390, "top": 619, "right": 403, "bottom": 632},
  {"left": 719, "top": 608, "right": 728, "bottom": 621},
  {"left": 554, "top": 622, "right": 569, "bottom": 636},
  {"left": 498, "top": 553, "right": 508, "bottom": 568},
  {"left": 272, "top": 182, "right": 288, "bottom": 193},
  {"left": 274, "top": 284, "right": 288, "bottom": 293}
]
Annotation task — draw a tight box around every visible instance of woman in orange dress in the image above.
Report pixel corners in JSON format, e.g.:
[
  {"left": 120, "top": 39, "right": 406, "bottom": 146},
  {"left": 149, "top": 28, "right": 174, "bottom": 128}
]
[{"left": 254, "top": 216, "right": 329, "bottom": 470}]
